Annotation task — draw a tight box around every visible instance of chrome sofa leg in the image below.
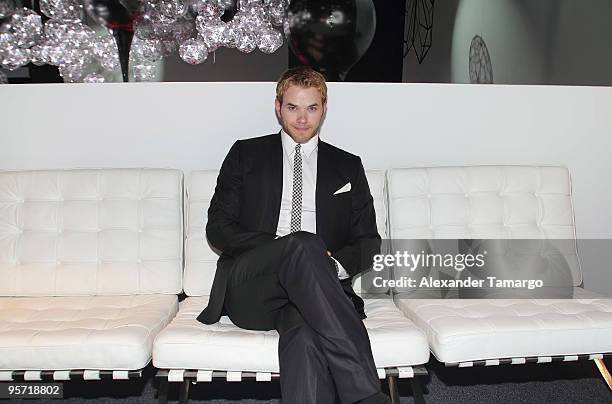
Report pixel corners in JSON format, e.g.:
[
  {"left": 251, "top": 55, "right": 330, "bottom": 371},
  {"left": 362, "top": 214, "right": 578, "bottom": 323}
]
[
  {"left": 157, "top": 378, "right": 169, "bottom": 404},
  {"left": 410, "top": 376, "right": 425, "bottom": 404},
  {"left": 387, "top": 374, "right": 399, "bottom": 403},
  {"left": 594, "top": 358, "right": 612, "bottom": 390},
  {"left": 178, "top": 379, "right": 190, "bottom": 404}
]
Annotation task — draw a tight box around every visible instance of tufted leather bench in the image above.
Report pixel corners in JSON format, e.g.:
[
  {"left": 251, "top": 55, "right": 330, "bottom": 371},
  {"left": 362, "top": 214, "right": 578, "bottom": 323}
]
[
  {"left": 387, "top": 166, "right": 612, "bottom": 371},
  {"left": 0, "top": 169, "right": 182, "bottom": 381},
  {"left": 152, "top": 170, "right": 431, "bottom": 404}
]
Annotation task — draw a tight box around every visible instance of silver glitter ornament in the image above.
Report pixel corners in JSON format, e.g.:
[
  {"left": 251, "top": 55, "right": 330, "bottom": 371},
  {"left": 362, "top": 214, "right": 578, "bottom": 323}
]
[
  {"left": 130, "top": 61, "right": 157, "bottom": 81},
  {"left": 83, "top": 72, "right": 105, "bottom": 83},
  {"left": 178, "top": 37, "right": 208, "bottom": 64},
  {"left": 1, "top": 45, "right": 30, "bottom": 70},
  {"left": 2, "top": 7, "right": 43, "bottom": 48},
  {"left": 131, "top": 36, "right": 164, "bottom": 62},
  {"left": 257, "top": 27, "right": 282, "bottom": 54},
  {"left": 40, "top": 0, "right": 83, "bottom": 22},
  {"left": 236, "top": 29, "right": 256, "bottom": 53},
  {"left": 59, "top": 62, "right": 85, "bottom": 82},
  {"left": 0, "top": 0, "right": 16, "bottom": 19},
  {"left": 191, "top": 0, "right": 223, "bottom": 20}
]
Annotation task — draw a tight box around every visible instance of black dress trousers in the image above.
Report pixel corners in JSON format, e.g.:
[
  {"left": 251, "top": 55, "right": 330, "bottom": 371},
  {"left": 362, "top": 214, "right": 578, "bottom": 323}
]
[{"left": 223, "top": 231, "right": 387, "bottom": 404}]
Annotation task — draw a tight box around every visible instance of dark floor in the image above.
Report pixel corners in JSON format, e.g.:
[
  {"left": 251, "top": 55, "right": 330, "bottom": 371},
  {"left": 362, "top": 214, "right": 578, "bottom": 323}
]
[{"left": 11, "top": 358, "right": 612, "bottom": 403}]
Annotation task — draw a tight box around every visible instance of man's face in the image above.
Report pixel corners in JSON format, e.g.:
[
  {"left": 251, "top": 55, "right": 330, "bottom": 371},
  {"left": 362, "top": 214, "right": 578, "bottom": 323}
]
[{"left": 275, "top": 85, "right": 327, "bottom": 144}]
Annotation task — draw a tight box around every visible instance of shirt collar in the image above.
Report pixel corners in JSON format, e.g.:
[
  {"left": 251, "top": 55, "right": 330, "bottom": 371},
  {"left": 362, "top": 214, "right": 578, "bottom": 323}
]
[{"left": 281, "top": 130, "right": 319, "bottom": 159}]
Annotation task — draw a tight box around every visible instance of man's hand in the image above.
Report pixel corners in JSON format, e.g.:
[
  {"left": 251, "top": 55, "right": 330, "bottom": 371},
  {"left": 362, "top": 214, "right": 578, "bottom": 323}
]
[{"left": 327, "top": 250, "right": 340, "bottom": 277}]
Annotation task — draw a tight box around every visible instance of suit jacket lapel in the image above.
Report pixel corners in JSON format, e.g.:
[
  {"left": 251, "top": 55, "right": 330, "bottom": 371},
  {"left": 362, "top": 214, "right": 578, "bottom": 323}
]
[
  {"left": 266, "top": 132, "right": 283, "bottom": 234},
  {"left": 316, "top": 140, "right": 333, "bottom": 241}
]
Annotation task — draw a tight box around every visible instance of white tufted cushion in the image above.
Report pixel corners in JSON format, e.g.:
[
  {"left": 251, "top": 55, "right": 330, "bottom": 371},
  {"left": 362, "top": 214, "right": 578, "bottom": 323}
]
[
  {"left": 386, "top": 166, "right": 581, "bottom": 286},
  {"left": 365, "top": 170, "right": 388, "bottom": 239},
  {"left": 388, "top": 166, "right": 612, "bottom": 363},
  {"left": 395, "top": 288, "right": 612, "bottom": 363},
  {"left": 0, "top": 294, "right": 178, "bottom": 370},
  {"left": 183, "top": 170, "right": 388, "bottom": 296},
  {"left": 387, "top": 166, "right": 576, "bottom": 239},
  {"left": 0, "top": 169, "right": 183, "bottom": 296},
  {"left": 153, "top": 296, "right": 428, "bottom": 371},
  {"left": 355, "top": 170, "right": 387, "bottom": 294},
  {"left": 182, "top": 170, "right": 219, "bottom": 297}
]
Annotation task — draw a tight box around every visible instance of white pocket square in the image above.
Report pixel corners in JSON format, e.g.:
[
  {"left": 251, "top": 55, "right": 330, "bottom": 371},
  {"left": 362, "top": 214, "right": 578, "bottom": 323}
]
[{"left": 333, "top": 182, "right": 351, "bottom": 195}]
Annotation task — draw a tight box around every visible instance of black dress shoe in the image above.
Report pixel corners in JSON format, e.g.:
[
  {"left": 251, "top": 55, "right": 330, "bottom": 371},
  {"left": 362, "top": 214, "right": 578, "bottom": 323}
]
[{"left": 356, "top": 391, "right": 393, "bottom": 404}]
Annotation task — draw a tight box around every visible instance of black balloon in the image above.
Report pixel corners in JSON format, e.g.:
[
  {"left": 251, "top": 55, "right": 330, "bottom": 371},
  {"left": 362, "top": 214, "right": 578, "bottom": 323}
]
[
  {"left": 85, "top": 0, "right": 143, "bottom": 82},
  {"left": 85, "top": 0, "right": 143, "bottom": 31},
  {"left": 287, "top": 0, "right": 376, "bottom": 81}
]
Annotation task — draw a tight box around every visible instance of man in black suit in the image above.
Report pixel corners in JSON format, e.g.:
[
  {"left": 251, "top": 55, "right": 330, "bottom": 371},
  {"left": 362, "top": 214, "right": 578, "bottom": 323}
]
[{"left": 197, "top": 67, "right": 391, "bottom": 404}]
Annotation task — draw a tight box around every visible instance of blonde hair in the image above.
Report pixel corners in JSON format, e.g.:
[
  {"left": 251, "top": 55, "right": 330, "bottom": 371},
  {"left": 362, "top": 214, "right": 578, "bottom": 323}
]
[{"left": 276, "top": 66, "right": 327, "bottom": 105}]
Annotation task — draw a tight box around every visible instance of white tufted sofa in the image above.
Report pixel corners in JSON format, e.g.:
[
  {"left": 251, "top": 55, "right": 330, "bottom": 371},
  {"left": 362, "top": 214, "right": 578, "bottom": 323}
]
[
  {"left": 1, "top": 166, "right": 610, "bottom": 402},
  {"left": 152, "top": 170, "right": 431, "bottom": 404},
  {"left": 387, "top": 166, "right": 612, "bottom": 369},
  {"left": 0, "top": 169, "right": 182, "bottom": 381}
]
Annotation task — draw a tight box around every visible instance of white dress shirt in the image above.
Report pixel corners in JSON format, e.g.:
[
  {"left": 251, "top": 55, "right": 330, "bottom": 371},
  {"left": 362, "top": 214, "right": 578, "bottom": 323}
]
[{"left": 276, "top": 130, "right": 349, "bottom": 279}]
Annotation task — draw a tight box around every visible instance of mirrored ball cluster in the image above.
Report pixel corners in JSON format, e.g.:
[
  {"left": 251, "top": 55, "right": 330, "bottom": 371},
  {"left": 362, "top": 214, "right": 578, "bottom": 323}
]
[{"left": 0, "top": 0, "right": 290, "bottom": 83}]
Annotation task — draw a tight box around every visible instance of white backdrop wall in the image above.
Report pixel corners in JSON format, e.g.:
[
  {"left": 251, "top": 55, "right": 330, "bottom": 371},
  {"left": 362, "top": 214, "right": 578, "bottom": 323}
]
[{"left": 1, "top": 82, "right": 611, "bottom": 294}]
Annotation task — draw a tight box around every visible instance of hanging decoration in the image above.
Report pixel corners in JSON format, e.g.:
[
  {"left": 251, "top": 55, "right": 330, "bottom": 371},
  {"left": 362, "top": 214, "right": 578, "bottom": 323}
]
[
  {"left": 0, "top": 0, "right": 289, "bottom": 83},
  {"left": 403, "top": 0, "right": 434, "bottom": 64},
  {"left": 469, "top": 35, "right": 493, "bottom": 84}
]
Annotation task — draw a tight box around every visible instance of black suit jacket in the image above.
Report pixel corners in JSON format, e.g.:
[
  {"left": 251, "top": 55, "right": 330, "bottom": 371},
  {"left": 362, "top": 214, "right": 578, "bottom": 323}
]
[{"left": 196, "top": 133, "right": 381, "bottom": 324}]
